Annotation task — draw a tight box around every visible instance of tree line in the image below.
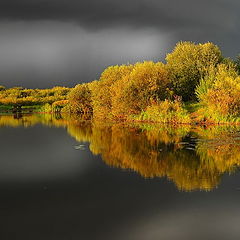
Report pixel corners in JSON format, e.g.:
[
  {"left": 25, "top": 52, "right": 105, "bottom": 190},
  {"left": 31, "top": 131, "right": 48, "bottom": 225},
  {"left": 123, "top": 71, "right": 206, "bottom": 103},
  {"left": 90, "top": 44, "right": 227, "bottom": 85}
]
[
  {"left": 1, "top": 41, "right": 240, "bottom": 123},
  {"left": 65, "top": 41, "right": 240, "bottom": 123}
]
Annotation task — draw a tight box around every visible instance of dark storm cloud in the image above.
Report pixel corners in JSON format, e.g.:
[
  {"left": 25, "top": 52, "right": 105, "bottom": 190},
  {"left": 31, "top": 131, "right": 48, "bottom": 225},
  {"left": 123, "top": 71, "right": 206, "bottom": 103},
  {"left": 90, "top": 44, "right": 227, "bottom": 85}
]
[
  {"left": 0, "top": 0, "right": 239, "bottom": 31},
  {"left": 0, "top": 0, "right": 240, "bottom": 87},
  {"left": 0, "top": 22, "right": 167, "bottom": 88}
]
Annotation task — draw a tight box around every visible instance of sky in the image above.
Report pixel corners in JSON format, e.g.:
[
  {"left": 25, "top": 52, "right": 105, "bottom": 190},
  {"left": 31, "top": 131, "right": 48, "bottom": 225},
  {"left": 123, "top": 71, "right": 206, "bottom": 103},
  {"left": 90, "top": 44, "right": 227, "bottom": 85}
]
[{"left": 0, "top": 0, "right": 240, "bottom": 88}]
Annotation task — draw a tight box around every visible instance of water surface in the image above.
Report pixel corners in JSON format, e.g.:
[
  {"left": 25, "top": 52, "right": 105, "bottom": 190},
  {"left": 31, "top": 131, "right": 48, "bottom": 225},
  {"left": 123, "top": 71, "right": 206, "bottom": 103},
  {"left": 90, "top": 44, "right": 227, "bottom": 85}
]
[{"left": 1, "top": 114, "right": 240, "bottom": 240}]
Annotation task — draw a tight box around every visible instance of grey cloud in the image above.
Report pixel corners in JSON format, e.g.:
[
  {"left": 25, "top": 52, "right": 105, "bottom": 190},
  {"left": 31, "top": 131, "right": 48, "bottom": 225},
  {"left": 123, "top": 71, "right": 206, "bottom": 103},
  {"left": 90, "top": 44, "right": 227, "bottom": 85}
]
[
  {"left": 0, "top": 0, "right": 240, "bottom": 87},
  {"left": 0, "top": 0, "right": 238, "bottom": 31},
  {"left": 0, "top": 22, "right": 169, "bottom": 88}
]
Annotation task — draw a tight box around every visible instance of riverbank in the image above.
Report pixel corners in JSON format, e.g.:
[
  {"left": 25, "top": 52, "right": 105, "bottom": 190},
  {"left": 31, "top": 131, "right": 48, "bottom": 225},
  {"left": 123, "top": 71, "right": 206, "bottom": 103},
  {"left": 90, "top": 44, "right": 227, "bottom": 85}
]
[
  {"left": 0, "top": 104, "right": 43, "bottom": 114},
  {"left": 2, "top": 102, "right": 240, "bottom": 126}
]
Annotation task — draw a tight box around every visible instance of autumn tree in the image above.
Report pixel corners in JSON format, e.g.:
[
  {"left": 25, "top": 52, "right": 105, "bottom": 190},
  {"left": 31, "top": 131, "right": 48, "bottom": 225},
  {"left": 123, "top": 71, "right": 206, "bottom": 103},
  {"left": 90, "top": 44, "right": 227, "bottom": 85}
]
[
  {"left": 166, "top": 41, "right": 223, "bottom": 101},
  {"left": 91, "top": 64, "right": 134, "bottom": 119},
  {"left": 68, "top": 83, "right": 92, "bottom": 114},
  {"left": 195, "top": 63, "right": 240, "bottom": 121},
  {"left": 110, "top": 61, "right": 170, "bottom": 118}
]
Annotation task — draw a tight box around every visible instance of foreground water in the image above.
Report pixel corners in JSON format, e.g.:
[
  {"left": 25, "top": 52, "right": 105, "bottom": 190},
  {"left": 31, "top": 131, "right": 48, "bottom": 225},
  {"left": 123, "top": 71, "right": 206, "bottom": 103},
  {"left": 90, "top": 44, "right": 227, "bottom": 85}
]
[{"left": 1, "top": 114, "right": 240, "bottom": 240}]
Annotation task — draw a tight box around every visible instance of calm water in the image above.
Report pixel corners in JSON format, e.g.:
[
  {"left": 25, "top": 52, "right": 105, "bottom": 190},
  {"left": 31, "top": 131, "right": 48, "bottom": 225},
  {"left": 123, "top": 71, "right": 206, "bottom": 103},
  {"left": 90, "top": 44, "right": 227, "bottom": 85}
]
[{"left": 1, "top": 114, "right": 240, "bottom": 240}]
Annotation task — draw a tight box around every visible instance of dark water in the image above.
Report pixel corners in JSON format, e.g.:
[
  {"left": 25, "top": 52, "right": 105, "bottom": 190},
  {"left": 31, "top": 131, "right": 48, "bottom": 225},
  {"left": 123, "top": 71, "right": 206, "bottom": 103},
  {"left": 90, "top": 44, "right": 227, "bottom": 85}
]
[{"left": 1, "top": 114, "right": 240, "bottom": 240}]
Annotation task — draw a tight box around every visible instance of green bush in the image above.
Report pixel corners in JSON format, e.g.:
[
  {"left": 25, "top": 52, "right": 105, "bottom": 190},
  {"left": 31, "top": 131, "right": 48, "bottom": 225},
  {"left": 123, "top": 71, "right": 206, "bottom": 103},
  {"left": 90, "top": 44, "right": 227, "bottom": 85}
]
[{"left": 166, "top": 42, "right": 223, "bottom": 101}]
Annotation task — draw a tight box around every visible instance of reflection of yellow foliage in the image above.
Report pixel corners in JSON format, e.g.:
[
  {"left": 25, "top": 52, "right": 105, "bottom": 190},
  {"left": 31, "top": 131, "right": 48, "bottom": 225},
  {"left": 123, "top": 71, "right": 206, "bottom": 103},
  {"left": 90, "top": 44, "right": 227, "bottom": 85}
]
[
  {"left": 137, "top": 123, "right": 191, "bottom": 145},
  {"left": 67, "top": 121, "right": 93, "bottom": 143},
  {"left": 2, "top": 114, "right": 240, "bottom": 192},
  {"left": 0, "top": 115, "right": 40, "bottom": 127},
  {"left": 68, "top": 122, "right": 240, "bottom": 191},
  {"left": 86, "top": 124, "right": 221, "bottom": 191},
  {"left": 0, "top": 114, "right": 68, "bottom": 128},
  {"left": 196, "top": 126, "right": 240, "bottom": 174}
]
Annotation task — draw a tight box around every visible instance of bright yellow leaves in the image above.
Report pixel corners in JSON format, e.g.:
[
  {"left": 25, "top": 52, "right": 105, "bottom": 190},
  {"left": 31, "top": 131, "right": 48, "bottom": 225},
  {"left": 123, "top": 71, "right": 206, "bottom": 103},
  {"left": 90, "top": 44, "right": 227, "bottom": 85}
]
[
  {"left": 71, "top": 61, "right": 171, "bottom": 120},
  {"left": 110, "top": 62, "right": 170, "bottom": 118},
  {"left": 3, "top": 41, "right": 240, "bottom": 124},
  {"left": 64, "top": 41, "right": 226, "bottom": 123},
  {"left": 67, "top": 84, "right": 92, "bottom": 114},
  {"left": 166, "top": 41, "right": 223, "bottom": 101},
  {"left": 196, "top": 63, "right": 240, "bottom": 122},
  {"left": 137, "top": 99, "right": 191, "bottom": 124},
  {"left": 91, "top": 64, "right": 134, "bottom": 119},
  {"left": 0, "top": 86, "right": 70, "bottom": 106}
]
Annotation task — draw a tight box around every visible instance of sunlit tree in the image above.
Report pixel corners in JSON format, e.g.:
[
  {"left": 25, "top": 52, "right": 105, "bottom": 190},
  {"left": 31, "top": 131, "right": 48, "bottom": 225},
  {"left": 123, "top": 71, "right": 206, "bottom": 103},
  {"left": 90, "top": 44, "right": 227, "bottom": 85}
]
[
  {"left": 68, "top": 83, "right": 92, "bottom": 114},
  {"left": 166, "top": 41, "right": 223, "bottom": 101}
]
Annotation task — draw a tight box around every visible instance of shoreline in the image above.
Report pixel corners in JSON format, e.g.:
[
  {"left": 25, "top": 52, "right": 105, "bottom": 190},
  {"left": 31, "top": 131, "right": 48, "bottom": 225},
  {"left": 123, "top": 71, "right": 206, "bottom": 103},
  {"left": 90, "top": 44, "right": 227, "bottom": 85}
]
[{"left": 1, "top": 109, "right": 240, "bottom": 126}]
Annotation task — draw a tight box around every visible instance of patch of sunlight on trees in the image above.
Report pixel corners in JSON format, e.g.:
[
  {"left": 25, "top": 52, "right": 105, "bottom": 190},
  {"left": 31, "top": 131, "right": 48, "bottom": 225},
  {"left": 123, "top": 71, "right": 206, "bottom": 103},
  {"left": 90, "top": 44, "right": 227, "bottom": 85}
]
[
  {"left": 0, "top": 86, "right": 70, "bottom": 113},
  {"left": 63, "top": 41, "right": 240, "bottom": 124},
  {"left": 2, "top": 41, "right": 240, "bottom": 124},
  {"left": 166, "top": 41, "right": 223, "bottom": 101}
]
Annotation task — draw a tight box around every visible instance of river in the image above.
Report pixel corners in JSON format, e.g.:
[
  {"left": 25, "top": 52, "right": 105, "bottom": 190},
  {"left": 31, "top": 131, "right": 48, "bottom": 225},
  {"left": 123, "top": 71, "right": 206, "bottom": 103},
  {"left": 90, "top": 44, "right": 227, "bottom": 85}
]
[{"left": 1, "top": 114, "right": 240, "bottom": 240}]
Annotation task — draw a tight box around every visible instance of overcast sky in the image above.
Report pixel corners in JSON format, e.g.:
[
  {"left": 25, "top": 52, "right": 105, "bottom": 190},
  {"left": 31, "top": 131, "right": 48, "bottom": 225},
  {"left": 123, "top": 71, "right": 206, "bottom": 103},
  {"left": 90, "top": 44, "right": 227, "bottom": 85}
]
[{"left": 0, "top": 0, "right": 240, "bottom": 88}]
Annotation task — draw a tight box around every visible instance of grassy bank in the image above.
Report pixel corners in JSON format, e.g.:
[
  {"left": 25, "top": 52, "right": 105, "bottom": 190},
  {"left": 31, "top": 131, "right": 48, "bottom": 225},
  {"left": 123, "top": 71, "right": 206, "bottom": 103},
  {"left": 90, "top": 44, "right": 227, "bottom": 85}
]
[{"left": 0, "top": 104, "right": 43, "bottom": 114}]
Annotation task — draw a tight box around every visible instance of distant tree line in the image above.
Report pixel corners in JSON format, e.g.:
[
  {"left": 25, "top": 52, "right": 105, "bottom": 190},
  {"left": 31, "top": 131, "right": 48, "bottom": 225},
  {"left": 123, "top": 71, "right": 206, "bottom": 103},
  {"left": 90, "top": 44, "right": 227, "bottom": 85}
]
[{"left": 0, "top": 86, "right": 70, "bottom": 112}]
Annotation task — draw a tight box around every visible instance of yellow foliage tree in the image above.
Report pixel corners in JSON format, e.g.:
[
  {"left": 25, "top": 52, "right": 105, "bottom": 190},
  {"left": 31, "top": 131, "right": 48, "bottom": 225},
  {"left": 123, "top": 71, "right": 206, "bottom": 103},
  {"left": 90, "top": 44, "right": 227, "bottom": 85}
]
[
  {"left": 91, "top": 64, "right": 134, "bottom": 119},
  {"left": 110, "top": 61, "right": 170, "bottom": 118},
  {"left": 196, "top": 63, "right": 240, "bottom": 122},
  {"left": 166, "top": 41, "right": 223, "bottom": 100},
  {"left": 67, "top": 83, "right": 92, "bottom": 114}
]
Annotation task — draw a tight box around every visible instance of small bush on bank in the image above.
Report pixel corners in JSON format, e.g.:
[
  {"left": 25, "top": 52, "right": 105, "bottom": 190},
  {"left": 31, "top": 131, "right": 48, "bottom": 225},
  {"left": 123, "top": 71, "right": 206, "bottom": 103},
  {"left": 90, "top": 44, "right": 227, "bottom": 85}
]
[{"left": 133, "top": 99, "right": 191, "bottom": 124}]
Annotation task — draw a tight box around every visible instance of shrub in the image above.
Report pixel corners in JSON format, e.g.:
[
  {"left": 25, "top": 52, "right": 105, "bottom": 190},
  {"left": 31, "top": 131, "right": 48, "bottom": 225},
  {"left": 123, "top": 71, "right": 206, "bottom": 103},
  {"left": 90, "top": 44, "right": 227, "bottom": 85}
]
[
  {"left": 68, "top": 83, "right": 92, "bottom": 114},
  {"left": 52, "top": 100, "right": 69, "bottom": 113},
  {"left": 110, "top": 61, "right": 170, "bottom": 118},
  {"left": 40, "top": 103, "right": 52, "bottom": 113},
  {"left": 134, "top": 99, "right": 191, "bottom": 124},
  {"left": 91, "top": 64, "right": 134, "bottom": 119},
  {"left": 196, "top": 63, "right": 240, "bottom": 122}
]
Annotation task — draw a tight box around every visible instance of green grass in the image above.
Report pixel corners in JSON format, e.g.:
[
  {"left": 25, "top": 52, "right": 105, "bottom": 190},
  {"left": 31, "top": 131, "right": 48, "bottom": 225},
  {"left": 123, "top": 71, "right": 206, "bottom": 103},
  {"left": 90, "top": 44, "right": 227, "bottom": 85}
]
[
  {"left": 0, "top": 104, "right": 43, "bottom": 113},
  {"left": 184, "top": 102, "right": 202, "bottom": 113}
]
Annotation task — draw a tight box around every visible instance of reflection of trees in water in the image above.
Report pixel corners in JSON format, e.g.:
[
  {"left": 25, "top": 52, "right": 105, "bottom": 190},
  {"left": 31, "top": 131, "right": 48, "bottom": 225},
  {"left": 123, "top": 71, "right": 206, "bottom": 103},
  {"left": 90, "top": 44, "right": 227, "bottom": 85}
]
[
  {"left": 0, "top": 114, "right": 42, "bottom": 127},
  {"left": 68, "top": 122, "right": 240, "bottom": 191},
  {"left": 0, "top": 114, "right": 68, "bottom": 128},
  {"left": 1, "top": 114, "right": 240, "bottom": 191},
  {"left": 196, "top": 126, "right": 240, "bottom": 175},
  {"left": 87, "top": 124, "right": 221, "bottom": 191}
]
